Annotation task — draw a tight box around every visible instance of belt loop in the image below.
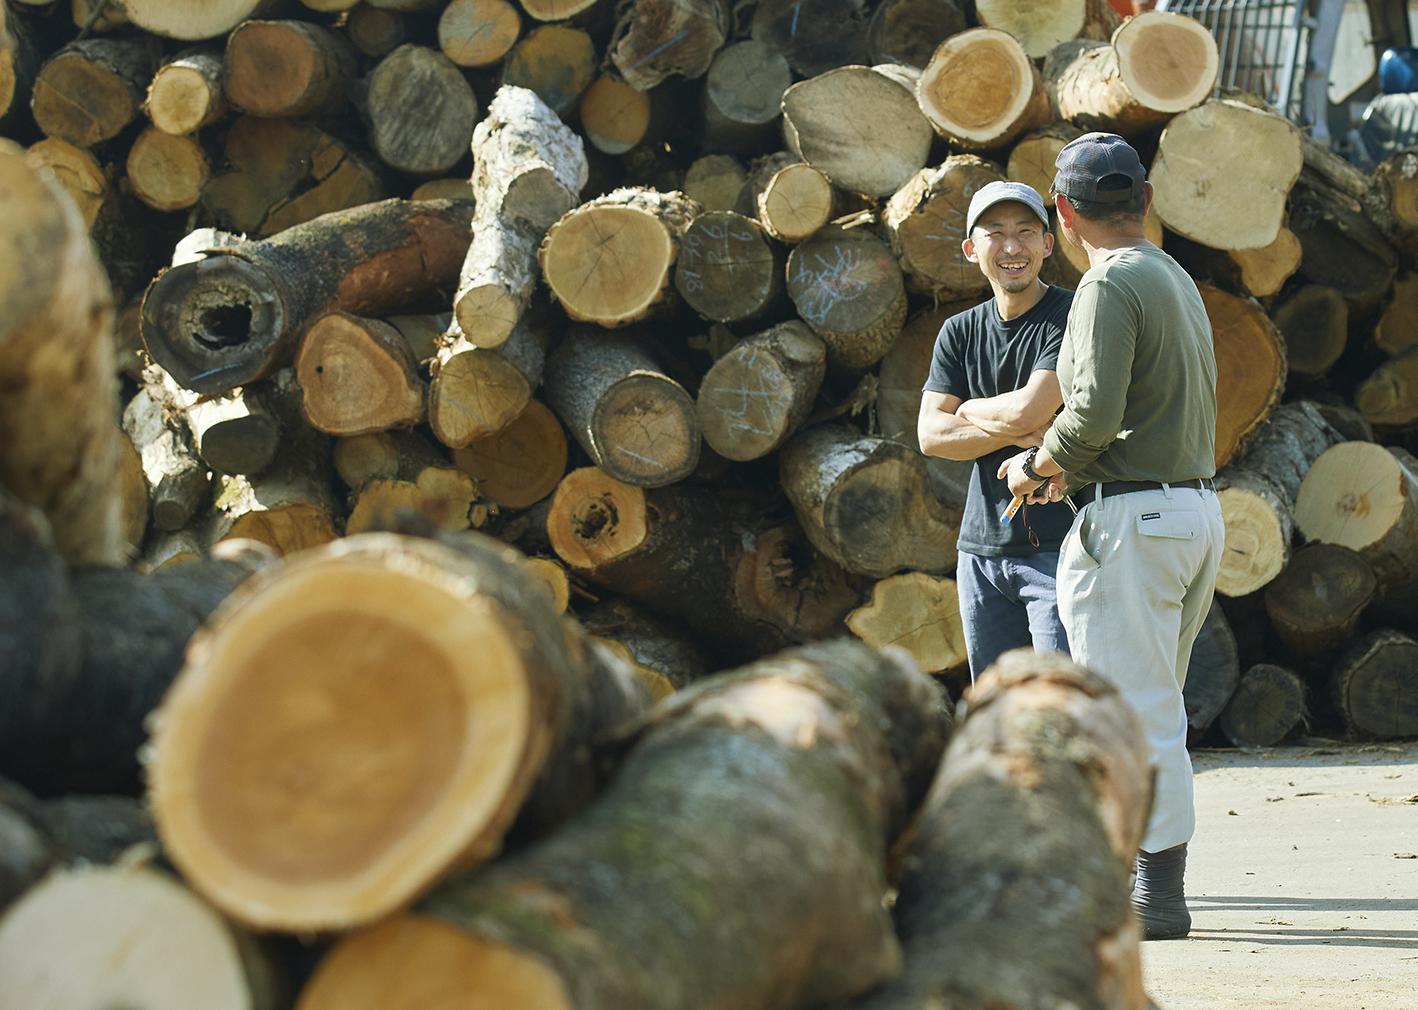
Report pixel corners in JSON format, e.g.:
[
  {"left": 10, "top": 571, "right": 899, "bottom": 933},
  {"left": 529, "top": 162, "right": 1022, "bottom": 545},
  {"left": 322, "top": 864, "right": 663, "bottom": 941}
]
[
  {"left": 1161, "top": 481, "right": 1173, "bottom": 499},
  {"left": 1094, "top": 481, "right": 1103, "bottom": 507}
]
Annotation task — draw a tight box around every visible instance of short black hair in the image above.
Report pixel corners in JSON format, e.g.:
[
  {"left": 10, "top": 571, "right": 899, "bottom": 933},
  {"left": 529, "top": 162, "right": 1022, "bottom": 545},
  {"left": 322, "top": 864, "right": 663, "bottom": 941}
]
[{"left": 1059, "top": 173, "right": 1146, "bottom": 223}]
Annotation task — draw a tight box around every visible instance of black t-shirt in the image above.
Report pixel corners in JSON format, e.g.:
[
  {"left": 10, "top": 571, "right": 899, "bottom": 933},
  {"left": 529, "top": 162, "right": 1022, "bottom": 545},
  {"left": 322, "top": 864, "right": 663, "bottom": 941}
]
[{"left": 923, "top": 285, "right": 1076, "bottom": 557}]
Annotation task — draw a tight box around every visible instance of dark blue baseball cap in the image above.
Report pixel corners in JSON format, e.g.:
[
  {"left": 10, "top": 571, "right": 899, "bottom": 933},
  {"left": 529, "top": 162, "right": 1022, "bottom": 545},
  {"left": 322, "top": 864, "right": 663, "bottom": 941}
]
[{"left": 1052, "top": 132, "right": 1147, "bottom": 203}]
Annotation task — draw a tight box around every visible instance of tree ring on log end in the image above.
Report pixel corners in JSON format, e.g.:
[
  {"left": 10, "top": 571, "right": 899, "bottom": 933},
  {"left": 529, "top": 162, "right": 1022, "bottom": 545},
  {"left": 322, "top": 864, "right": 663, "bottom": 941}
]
[
  {"left": 32, "top": 52, "right": 138, "bottom": 147},
  {"left": 1114, "top": 11, "right": 1218, "bottom": 113},
  {"left": 1295, "top": 442, "right": 1407, "bottom": 552},
  {"left": 547, "top": 467, "right": 648, "bottom": 569},
  {"left": 1215, "top": 485, "right": 1287, "bottom": 596},
  {"left": 141, "top": 256, "right": 285, "bottom": 394},
  {"left": 150, "top": 556, "right": 535, "bottom": 930},
  {"left": 1340, "top": 636, "right": 1418, "bottom": 739},
  {"left": 699, "top": 352, "right": 793, "bottom": 461},
  {"left": 592, "top": 372, "right": 700, "bottom": 486},
  {"left": 542, "top": 205, "right": 673, "bottom": 325},
  {"left": 918, "top": 30, "right": 1030, "bottom": 145},
  {"left": 298, "top": 916, "right": 572, "bottom": 1010}
]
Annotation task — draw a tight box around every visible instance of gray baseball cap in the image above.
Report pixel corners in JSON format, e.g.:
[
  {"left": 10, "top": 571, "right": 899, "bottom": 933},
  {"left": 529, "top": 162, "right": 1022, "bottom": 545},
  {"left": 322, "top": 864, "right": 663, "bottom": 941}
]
[
  {"left": 1052, "top": 132, "right": 1147, "bottom": 203},
  {"left": 965, "top": 180, "right": 1051, "bottom": 235}
]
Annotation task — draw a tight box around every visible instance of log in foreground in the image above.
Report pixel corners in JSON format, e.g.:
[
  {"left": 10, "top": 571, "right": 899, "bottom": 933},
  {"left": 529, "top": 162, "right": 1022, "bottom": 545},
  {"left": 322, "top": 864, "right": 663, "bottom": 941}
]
[
  {"left": 141, "top": 198, "right": 471, "bottom": 395},
  {"left": 297, "top": 639, "right": 952, "bottom": 1010},
  {"left": 148, "top": 532, "right": 649, "bottom": 931},
  {"left": 856, "top": 649, "right": 1152, "bottom": 1010}
]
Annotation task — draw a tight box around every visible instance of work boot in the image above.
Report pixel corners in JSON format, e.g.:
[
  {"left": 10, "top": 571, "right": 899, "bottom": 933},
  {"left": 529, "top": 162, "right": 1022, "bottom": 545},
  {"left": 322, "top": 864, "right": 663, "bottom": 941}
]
[{"left": 1132, "top": 843, "right": 1191, "bottom": 940}]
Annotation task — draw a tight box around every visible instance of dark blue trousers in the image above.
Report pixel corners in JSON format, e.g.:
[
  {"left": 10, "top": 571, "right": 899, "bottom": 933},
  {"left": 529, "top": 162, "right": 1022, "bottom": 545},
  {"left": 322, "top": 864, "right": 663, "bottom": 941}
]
[{"left": 956, "top": 549, "right": 1069, "bottom": 682}]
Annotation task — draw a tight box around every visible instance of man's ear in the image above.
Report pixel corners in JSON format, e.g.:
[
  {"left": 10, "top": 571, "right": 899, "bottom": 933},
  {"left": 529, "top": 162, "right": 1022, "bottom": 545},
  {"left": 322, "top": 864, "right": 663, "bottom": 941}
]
[
  {"left": 1054, "top": 194, "right": 1074, "bottom": 229},
  {"left": 962, "top": 236, "right": 978, "bottom": 263},
  {"left": 1041, "top": 230, "right": 1054, "bottom": 259},
  {"left": 1141, "top": 181, "right": 1154, "bottom": 216}
]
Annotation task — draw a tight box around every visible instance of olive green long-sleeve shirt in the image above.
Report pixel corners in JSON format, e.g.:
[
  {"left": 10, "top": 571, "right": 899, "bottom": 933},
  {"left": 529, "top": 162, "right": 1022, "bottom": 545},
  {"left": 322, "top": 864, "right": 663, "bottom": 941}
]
[{"left": 1043, "top": 244, "right": 1217, "bottom": 486}]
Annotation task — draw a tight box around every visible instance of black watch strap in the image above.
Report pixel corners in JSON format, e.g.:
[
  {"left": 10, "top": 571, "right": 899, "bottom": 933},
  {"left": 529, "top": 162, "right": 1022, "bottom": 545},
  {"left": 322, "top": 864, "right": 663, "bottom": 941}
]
[{"left": 1022, "top": 446, "right": 1046, "bottom": 483}]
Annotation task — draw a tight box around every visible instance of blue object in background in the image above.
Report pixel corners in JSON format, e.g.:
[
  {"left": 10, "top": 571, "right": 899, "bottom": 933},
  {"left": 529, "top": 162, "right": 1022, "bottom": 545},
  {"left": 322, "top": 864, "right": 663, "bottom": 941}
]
[{"left": 1379, "top": 47, "right": 1418, "bottom": 95}]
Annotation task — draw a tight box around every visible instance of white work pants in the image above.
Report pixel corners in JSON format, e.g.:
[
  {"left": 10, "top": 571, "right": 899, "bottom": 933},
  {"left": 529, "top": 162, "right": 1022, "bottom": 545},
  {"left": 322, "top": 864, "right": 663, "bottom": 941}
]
[{"left": 1056, "top": 483, "right": 1225, "bottom": 853}]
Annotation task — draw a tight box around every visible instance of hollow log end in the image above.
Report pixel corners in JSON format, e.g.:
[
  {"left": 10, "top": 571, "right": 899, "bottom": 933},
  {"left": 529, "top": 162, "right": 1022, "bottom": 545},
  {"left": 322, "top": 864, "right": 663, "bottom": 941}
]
[{"left": 547, "top": 467, "right": 649, "bottom": 571}]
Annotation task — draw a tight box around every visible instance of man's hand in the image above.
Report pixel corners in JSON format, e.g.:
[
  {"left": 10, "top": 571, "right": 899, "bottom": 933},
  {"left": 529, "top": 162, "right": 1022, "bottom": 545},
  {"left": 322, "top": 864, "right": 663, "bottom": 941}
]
[{"left": 998, "top": 452, "right": 1067, "bottom": 504}]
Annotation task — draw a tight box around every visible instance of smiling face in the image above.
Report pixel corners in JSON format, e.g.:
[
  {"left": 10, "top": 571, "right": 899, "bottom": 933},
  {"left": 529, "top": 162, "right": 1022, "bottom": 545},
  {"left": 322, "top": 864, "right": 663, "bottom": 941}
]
[{"left": 963, "top": 200, "right": 1054, "bottom": 297}]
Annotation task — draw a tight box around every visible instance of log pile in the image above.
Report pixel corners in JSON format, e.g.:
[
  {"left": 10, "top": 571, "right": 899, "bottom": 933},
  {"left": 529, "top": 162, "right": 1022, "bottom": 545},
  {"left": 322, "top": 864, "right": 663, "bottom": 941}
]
[{"left": 3, "top": 0, "right": 1418, "bottom": 1003}]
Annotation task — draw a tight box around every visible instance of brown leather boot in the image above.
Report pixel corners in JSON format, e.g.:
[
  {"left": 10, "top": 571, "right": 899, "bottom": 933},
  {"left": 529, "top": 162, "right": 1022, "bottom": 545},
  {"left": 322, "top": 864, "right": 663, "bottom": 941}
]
[{"left": 1133, "top": 843, "right": 1191, "bottom": 940}]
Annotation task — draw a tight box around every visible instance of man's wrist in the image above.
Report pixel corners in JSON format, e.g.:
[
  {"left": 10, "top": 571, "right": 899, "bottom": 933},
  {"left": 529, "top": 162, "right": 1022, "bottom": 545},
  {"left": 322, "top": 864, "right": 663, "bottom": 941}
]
[{"left": 1022, "top": 446, "right": 1046, "bottom": 483}]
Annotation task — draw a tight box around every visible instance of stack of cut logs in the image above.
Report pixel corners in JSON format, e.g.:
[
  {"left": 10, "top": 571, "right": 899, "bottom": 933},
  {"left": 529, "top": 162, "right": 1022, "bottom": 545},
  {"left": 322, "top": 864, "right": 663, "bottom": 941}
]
[{"left": 2, "top": 0, "right": 1418, "bottom": 1003}]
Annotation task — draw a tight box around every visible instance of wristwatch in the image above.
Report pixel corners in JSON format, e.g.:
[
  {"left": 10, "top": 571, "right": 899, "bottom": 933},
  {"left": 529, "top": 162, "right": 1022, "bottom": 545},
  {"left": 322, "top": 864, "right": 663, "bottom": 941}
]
[{"left": 1022, "top": 446, "right": 1046, "bottom": 483}]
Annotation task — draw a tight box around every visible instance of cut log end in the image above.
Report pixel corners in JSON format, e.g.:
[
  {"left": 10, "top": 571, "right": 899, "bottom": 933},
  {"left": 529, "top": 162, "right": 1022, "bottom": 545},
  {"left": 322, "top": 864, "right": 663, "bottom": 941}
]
[
  {"left": 147, "top": 57, "right": 225, "bottom": 135},
  {"left": 541, "top": 204, "right": 675, "bottom": 326},
  {"left": 592, "top": 374, "right": 700, "bottom": 486},
  {"left": 546, "top": 467, "right": 648, "bottom": 571},
  {"left": 452, "top": 400, "right": 568, "bottom": 509},
  {"left": 1295, "top": 442, "right": 1408, "bottom": 553},
  {"left": 975, "top": 0, "right": 1083, "bottom": 58},
  {"left": 1113, "top": 10, "right": 1219, "bottom": 113},
  {"left": 439, "top": 0, "right": 522, "bottom": 67},
  {"left": 917, "top": 29, "right": 1045, "bottom": 149},
  {"left": 846, "top": 572, "right": 965, "bottom": 674},
  {"left": 1215, "top": 483, "right": 1289, "bottom": 597},
  {"left": 758, "top": 163, "right": 834, "bottom": 242},
  {"left": 126, "top": 127, "right": 210, "bottom": 212},
  {"left": 578, "top": 75, "right": 651, "bottom": 156},
  {"left": 296, "top": 313, "right": 424, "bottom": 435},
  {"left": 150, "top": 554, "right": 538, "bottom": 930},
  {"left": 429, "top": 347, "right": 532, "bottom": 448}
]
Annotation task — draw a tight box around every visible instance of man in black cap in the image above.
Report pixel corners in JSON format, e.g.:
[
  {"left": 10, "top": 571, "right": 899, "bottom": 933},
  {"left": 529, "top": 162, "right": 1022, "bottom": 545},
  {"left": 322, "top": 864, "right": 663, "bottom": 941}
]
[
  {"left": 918, "top": 180, "right": 1075, "bottom": 682},
  {"left": 998, "top": 133, "right": 1224, "bottom": 940}
]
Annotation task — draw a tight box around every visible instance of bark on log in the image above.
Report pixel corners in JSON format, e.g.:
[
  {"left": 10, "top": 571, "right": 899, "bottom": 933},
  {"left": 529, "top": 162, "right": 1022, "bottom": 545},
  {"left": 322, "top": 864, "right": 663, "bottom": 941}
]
[
  {"left": 0, "top": 5, "right": 39, "bottom": 126},
  {"left": 123, "top": 369, "right": 213, "bottom": 532},
  {"left": 1377, "top": 273, "right": 1418, "bottom": 356},
  {"left": 170, "top": 378, "right": 284, "bottom": 478},
  {"left": 0, "top": 142, "right": 123, "bottom": 566},
  {"left": 1371, "top": 151, "right": 1418, "bottom": 256},
  {"left": 346, "top": 4, "right": 407, "bottom": 57},
  {"left": 146, "top": 51, "right": 227, "bottom": 135},
  {"left": 751, "top": 0, "right": 870, "bottom": 77},
  {"left": 124, "top": 0, "right": 277, "bottom": 40},
  {"left": 917, "top": 29, "right": 1051, "bottom": 151},
  {"left": 787, "top": 224, "right": 908, "bottom": 370},
  {"left": 701, "top": 40, "right": 790, "bottom": 153},
  {"left": 756, "top": 161, "right": 835, "bottom": 241},
  {"left": 0, "top": 865, "right": 284, "bottom": 1010},
  {"left": 1051, "top": 12, "right": 1217, "bottom": 134},
  {"left": 296, "top": 312, "right": 426, "bottom": 435},
  {"left": 609, "top": 0, "right": 730, "bottom": 90},
  {"left": 1264, "top": 543, "right": 1376, "bottom": 665},
  {"left": 846, "top": 572, "right": 965, "bottom": 675},
  {"left": 977, "top": 0, "right": 1085, "bottom": 59},
  {"left": 203, "top": 117, "right": 389, "bottom": 238},
  {"left": 457, "top": 86, "right": 586, "bottom": 348},
  {"left": 365, "top": 44, "right": 480, "bottom": 176},
  {"left": 859, "top": 649, "right": 1150, "bottom": 1010},
  {"left": 224, "top": 20, "right": 356, "bottom": 119},
  {"left": 428, "top": 311, "right": 547, "bottom": 448},
  {"left": 544, "top": 329, "right": 700, "bottom": 487},
  {"left": 452, "top": 400, "right": 568, "bottom": 509},
  {"left": 142, "top": 198, "right": 471, "bottom": 395},
  {"left": 1214, "top": 401, "right": 1345, "bottom": 596},
  {"left": 1150, "top": 100, "right": 1303, "bottom": 251},
  {"left": 297, "top": 638, "right": 950, "bottom": 1010},
  {"left": 1330, "top": 629, "right": 1418, "bottom": 739},
  {"left": 867, "top": 0, "right": 967, "bottom": 68},
  {"left": 696, "top": 320, "right": 825, "bottom": 461},
  {"left": 1182, "top": 598, "right": 1239, "bottom": 737},
  {"left": 148, "top": 531, "right": 649, "bottom": 930},
  {"left": 126, "top": 126, "right": 210, "bottom": 212},
  {"left": 780, "top": 423, "right": 959, "bottom": 578},
  {"left": 1356, "top": 348, "right": 1418, "bottom": 428},
  {"left": 884, "top": 155, "right": 1005, "bottom": 300},
  {"left": 579, "top": 598, "right": 712, "bottom": 697},
  {"left": 31, "top": 36, "right": 158, "bottom": 147},
  {"left": 781, "top": 65, "right": 933, "bottom": 197},
  {"left": 673, "top": 210, "right": 780, "bottom": 323},
  {"left": 439, "top": 0, "right": 522, "bottom": 67},
  {"left": 548, "top": 467, "right": 862, "bottom": 660},
  {"left": 1202, "top": 284, "right": 1287, "bottom": 469},
  {"left": 24, "top": 138, "right": 109, "bottom": 230},
  {"left": 540, "top": 187, "right": 698, "bottom": 327},
  {"left": 1288, "top": 141, "right": 1398, "bottom": 307},
  {"left": 579, "top": 74, "right": 653, "bottom": 155},
  {"left": 1219, "top": 663, "right": 1308, "bottom": 747},
  {"left": 503, "top": 25, "right": 595, "bottom": 116}
]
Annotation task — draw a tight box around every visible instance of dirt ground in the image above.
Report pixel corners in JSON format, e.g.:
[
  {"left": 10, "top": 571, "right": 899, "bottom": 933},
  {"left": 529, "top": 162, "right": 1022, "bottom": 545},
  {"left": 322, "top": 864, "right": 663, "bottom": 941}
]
[{"left": 1142, "top": 741, "right": 1418, "bottom": 1010}]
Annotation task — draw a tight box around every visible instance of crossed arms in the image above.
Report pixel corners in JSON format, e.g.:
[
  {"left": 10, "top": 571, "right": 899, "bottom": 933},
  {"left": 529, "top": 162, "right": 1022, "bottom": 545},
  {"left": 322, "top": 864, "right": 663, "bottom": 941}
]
[{"left": 916, "top": 368, "right": 1064, "bottom": 462}]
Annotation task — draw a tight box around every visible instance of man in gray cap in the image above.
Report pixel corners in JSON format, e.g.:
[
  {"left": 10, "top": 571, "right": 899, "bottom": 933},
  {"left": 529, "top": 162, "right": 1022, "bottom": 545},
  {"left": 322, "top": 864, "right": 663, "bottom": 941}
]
[
  {"left": 917, "top": 180, "right": 1075, "bottom": 682},
  {"left": 998, "top": 132, "right": 1224, "bottom": 940}
]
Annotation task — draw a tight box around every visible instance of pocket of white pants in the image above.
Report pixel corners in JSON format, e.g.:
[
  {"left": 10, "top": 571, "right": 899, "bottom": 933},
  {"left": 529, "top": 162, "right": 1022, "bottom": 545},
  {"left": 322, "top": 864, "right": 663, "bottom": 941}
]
[
  {"left": 1136, "top": 509, "right": 1200, "bottom": 539},
  {"left": 1065, "top": 513, "right": 1102, "bottom": 569}
]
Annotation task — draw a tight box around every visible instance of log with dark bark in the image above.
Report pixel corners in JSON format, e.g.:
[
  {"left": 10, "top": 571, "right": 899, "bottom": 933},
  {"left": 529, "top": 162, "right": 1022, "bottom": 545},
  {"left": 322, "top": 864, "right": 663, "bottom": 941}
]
[
  {"left": 503, "top": 25, "right": 596, "bottom": 116},
  {"left": 1213, "top": 401, "right": 1345, "bottom": 597},
  {"left": 845, "top": 572, "right": 966, "bottom": 676},
  {"left": 122, "top": 368, "right": 212, "bottom": 532},
  {"left": 1356, "top": 348, "right": 1418, "bottom": 428},
  {"left": 917, "top": 29, "right": 1051, "bottom": 151},
  {"left": 439, "top": 0, "right": 522, "bottom": 67},
  {"left": 1331, "top": 629, "right": 1418, "bottom": 740},
  {"left": 548, "top": 468, "right": 862, "bottom": 660},
  {"left": 0, "top": 142, "right": 123, "bottom": 566},
  {"left": 781, "top": 65, "right": 932, "bottom": 197},
  {"left": 297, "top": 638, "right": 951, "bottom": 1010},
  {"left": 539, "top": 187, "right": 698, "bottom": 327},
  {"left": 858, "top": 649, "right": 1151, "bottom": 1010},
  {"left": 146, "top": 51, "right": 227, "bottom": 135},
  {"left": 1264, "top": 544, "right": 1376, "bottom": 666},
  {"left": 296, "top": 312, "right": 426, "bottom": 435},
  {"left": 579, "top": 598, "right": 712, "bottom": 698},
  {"left": 1219, "top": 663, "right": 1308, "bottom": 748},
  {"left": 866, "top": 0, "right": 967, "bottom": 68},
  {"left": 609, "top": 0, "right": 729, "bottom": 90},
  {"left": 696, "top": 320, "right": 825, "bottom": 461},
  {"left": 702, "top": 40, "right": 791, "bottom": 153},
  {"left": 1182, "top": 598, "right": 1240, "bottom": 737},
  {"left": 452, "top": 399, "right": 568, "bottom": 509},
  {"left": 1201, "top": 284, "right": 1287, "bottom": 469},
  {"left": 673, "top": 210, "right": 781, "bottom": 323},
  {"left": 457, "top": 86, "right": 586, "bottom": 348},
  {"left": 787, "top": 225, "right": 907, "bottom": 370},
  {"left": 780, "top": 424, "right": 960, "bottom": 578},
  {"left": 0, "top": 864, "right": 285, "bottom": 1010},
  {"left": 1271, "top": 285, "right": 1347, "bottom": 380},
  {"left": 428, "top": 311, "right": 547, "bottom": 448},
  {"left": 148, "top": 531, "right": 650, "bottom": 931},
  {"left": 751, "top": 0, "right": 870, "bottom": 77},
  {"left": 884, "top": 155, "right": 1004, "bottom": 300},
  {"left": 544, "top": 329, "right": 700, "bottom": 487},
  {"left": 31, "top": 36, "right": 158, "bottom": 147},
  {"left": 1150, "top": 99, "right": 1303, "bottom": 252},
  {"left": 225, "top": 20, "right": 356, "bottom": 118},
  {"left": 142, "top": 198, "right": 471, "bottom": 395},
  {"left": 365, "top": 44, "right": 481, "bottom": 176}
]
